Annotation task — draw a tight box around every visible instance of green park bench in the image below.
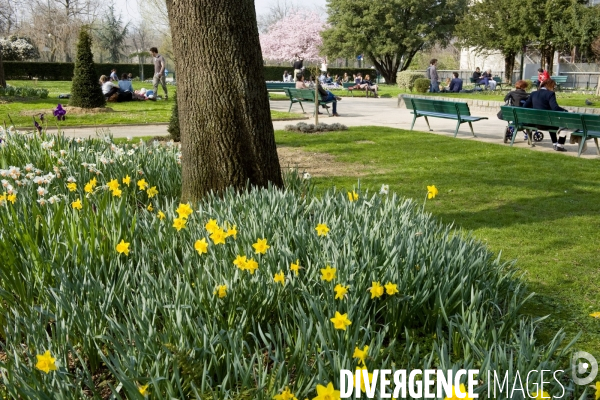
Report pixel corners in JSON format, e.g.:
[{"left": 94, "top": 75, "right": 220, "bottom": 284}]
[
  {"left": 402, "top": 96, "right": 488, "bottom": 137},
  {"left": 266, "top": 82, "right": 296, "bottom": 92},
  {"left": 283, "top": 88, "right": 335, "bottom": 115},
  {"left": 499, "top": 106, "right": 600, "bottom": 156},
  {"left": 529, "top": 75, "right": 568, "bottom": 90}
]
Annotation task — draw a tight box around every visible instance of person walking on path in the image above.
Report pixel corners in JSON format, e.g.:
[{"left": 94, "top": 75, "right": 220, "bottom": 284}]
[
  {"left": 428, "top": 59, "right": 440, "bottom": 93},
  {"left": 150, "top": 47, "right": 168, "bottom": 100},
  {"left": 293, "top": 55, "right": 303, "bottom": 81}
]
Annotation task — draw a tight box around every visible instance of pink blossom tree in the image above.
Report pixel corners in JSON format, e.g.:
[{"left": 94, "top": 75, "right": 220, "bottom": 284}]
[{"left": 259, "top": 10, "right": 328, "bottom": 62}]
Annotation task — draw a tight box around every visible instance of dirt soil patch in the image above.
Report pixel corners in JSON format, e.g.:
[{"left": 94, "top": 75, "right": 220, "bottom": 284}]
[
  {"left": 19, "top": 106, "right": 114, "bottom": 117},
  {"left": 277, "top": 146, "right": 386, "bottom": 177}
]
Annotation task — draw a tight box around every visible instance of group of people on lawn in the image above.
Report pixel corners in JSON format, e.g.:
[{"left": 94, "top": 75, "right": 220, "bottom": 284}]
[{"left": 99, "top": 47, "right": 169, "bottom": 103}]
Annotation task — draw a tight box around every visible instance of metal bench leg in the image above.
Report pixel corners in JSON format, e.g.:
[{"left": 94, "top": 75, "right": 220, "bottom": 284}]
[
  {"left": 299, "top": 102, "right": 305, "bottom": 113},
  {"left": 454, "top": 120, "right": 461, "bottom": 137},
  {"left": 510, "top": 127, "right": 518, "bottom": 147},
  {"left": 424, "top": 116, "right": 432, "bottom": 131},
  {"left": 468, "top": 121, "right": 476, "bottom": 137},
  {"left": 578, "top": 136, "right": 586, "bottom": 157},
  {"left": 410, "top": 114, "right": 418, "bottom": 131},
  {"left": 288, "top": 101, "right": 293, "bottom": 113},
  {"left": 595, "top": 138, "right": 600, "bottom": 155}
]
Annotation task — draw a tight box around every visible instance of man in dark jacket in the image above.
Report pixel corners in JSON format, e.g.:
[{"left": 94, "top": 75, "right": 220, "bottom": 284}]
[
  {"left": 313, "top": 77, "right": 341, "bottom": 116},
  {"left": 448, "top": 72, "right": 463, "bottom": 92},
  {"left": 524, "top": 79, "right": 568, "bottom": 151}
]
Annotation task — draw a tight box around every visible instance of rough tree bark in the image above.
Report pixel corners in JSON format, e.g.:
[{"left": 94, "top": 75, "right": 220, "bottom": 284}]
[
  {"left": 0, "top": 51, "right": 6, "bottom": 89},
  {"left": 504, "top": 53, "right": 515, "bottom": 84},
  {"left": 165, "top": 0, "right": 283, "bottom": 201}
]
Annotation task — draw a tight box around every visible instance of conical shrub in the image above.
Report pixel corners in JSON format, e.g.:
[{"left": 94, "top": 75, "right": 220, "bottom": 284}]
[
  {"left": 70, "top": 27, "right": 105, "bottom": 108},
  {"left": 167, "top": 92, "right": 180, "bottom": 141}
]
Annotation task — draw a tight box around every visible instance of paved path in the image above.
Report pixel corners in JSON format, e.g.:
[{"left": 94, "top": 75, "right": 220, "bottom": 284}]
[{"left": 50, "top": 98, "right": 599, "bottom": 159}]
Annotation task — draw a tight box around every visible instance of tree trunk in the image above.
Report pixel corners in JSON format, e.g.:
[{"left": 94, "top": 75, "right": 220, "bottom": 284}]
[
  {"left": 545, "top": 48, "right": 554, "bottom": 75},
  {"left": 370, "top": 53, "right": 399, "bottom": 84},
  {"left": 0, "top": 51, "right": 6, "bottom": 89},
  {"left": 504, "top": 53, "right": 515, "bottom": 84},
  {"left": 166, "top": 0, "right": 283, "bottom": 201}
]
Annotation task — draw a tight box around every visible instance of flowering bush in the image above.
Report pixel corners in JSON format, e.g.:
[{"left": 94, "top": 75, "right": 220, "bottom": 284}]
[
  {"left": 0, "top": 129, "right": 582, "bottom": 398},
  {"left": 0, "top": 35, "right": 40, "bottom": 61}
]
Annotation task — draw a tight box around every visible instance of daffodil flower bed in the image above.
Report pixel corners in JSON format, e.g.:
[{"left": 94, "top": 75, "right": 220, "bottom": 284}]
[{"left": 0, "top": 128, "right": 584, "bottom": 399}]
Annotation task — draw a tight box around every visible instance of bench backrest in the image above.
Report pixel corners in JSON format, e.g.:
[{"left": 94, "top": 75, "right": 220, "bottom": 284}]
[
  {"left": 582, "top": 113, "right": 600, "bottom": 133},
  {"left": 286, "top": 88, "right": 324, "bottom": 102},
  {"left": 551, "top": 76, "right": 567, "bottom": 83},
  {"left": 505, "top": 107, "right": 585, "bottom": 130},
  {"left": 267, "top": 82, "right": 295, "bottom": 89},
  {"left": 405, "top": 97, "right": 471, "bottom": 117},
  {"left": 493, "top": 77, "right": 502, "bottom": 83},
  {"left": 342, "top": 82, "right": 355, "bottom": 88}
]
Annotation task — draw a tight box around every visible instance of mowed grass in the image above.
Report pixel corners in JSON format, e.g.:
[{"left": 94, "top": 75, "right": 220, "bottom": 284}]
[
  {"left": 275, "top": 126, "right": 600, "bottom": 356},
  {"left": 4, "top": 81, "right": 304, "bottom": 128}
]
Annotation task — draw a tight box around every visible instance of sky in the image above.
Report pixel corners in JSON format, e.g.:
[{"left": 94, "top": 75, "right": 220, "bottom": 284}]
[{"left": 113, "top": 0, "right": 327, "bottom": 23}]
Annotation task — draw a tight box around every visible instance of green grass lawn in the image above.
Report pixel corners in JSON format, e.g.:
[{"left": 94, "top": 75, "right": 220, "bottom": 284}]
[
  {"left": 4, "top": 80, "right": 304, "bottom": 128},
  {"left": 275, "top": 126, "right": 600, "bottom": 357}
]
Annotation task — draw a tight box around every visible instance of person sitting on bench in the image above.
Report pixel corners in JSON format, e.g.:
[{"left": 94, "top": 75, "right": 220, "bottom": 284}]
[
  {"left": 312, "top": 76, "right": 341, "bottom": 117},
  {"left": 361, "top": 74, "right": 379, "bottom": 97},
  {"left": 523, "top": 79, "right": 568, "bottom": 152}
]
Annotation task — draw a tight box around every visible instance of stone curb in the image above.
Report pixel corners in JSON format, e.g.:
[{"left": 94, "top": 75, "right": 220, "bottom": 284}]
[{"left": 397, "top": 94, "right": 600, "bottom": 114}]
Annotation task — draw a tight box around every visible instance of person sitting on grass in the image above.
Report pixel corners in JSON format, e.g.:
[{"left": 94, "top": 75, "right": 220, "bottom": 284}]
[
  {"left": 99, "top": 75, "right": 119, "bottom": 101},
  {"left": 523, "top": 79, "right": 568, "bottom": 152},
  {"left": 448, "top": 72, "right": 463, "bottom": 93}
]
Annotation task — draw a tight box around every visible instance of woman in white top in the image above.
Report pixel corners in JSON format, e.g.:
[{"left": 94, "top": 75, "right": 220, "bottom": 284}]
[{"left": 99, "top": 75, "right": 119, "bottom": 98}]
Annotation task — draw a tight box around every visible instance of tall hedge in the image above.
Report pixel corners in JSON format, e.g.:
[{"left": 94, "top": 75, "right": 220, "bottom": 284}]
[
  {"left": 3, "top": 62, "right": 155, "bottom": 81},
  {"left": 4, "top": 63, "right": 375, "bottom": 83},
  {"left": 70, "top": 28, "right": 105, "bottom": 108}
]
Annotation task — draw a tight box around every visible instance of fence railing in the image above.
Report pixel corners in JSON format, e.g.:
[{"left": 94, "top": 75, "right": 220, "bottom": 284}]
[{"left": 555, "top": 72, "right": 600, "bottom": 89}]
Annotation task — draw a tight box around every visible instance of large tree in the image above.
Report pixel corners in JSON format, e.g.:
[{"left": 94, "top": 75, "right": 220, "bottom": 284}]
[
  {"left": 95, "top": 4, "right": 129, "bottom": 63},
  {"left": 321, "top": 0, "right": 467, "bottom": 84},
  {"left": 165, "top": 0, "right": 283, "bottom": 201},
  {"left": 455, "top": 0, "right": 533, "bottom": 83},
  {"left": 260, "top": 10, "right": 327, "bottom": 62}
]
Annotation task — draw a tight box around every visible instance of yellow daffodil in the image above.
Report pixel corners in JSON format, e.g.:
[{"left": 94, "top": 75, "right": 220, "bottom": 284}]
[
  {"left": 427, "top": 185, "right": 439, "bottom": 199},
  {"left": 252, "top": 238, "right": 270, "bottom": 254},
  {"left": 590, "top": 311, "right": 600, "bottom": 318},
  {"left": 225, "top": 224, "right": 238, "bottom": 239},
  {"left": 71, "top": 198, "right": 82, "bottom": 210},
  {"left": 7, "top": 193, "right": 16, "bottom": 204},
  {"left": 530, "top": 390, "right": 550, "bottom": 400},
  {"left": 210, "top": 228, "right": 227, "bottom": 245},
  {"left": 214, "top": 285, "right": 227, "bottom": 298},
  {"left": 330, "top": 311, "right": 351, "bottom": 330},
  {"left": 353, "top": 345, "right": 369, "bottom": 366},
  {"left": 445, "top": 384, "right": 473, "bottom": 400},
  {"left": 147, "top": 204, "right": 154, "bottom": 212},
  {"left": 173, "top": 217, "right": 187, "bottom": 231},
  {"left": 233, "top": 255, "right": 248, "bottom": 270},
  {"left": 137, "top": 178, "right": 148, "bottom": 190},
  {"left": 355, "top": 366, "right": 374, "bottom": 393},
  {"left": 369, "top": 282, "right": 384, "bottom": 299},
  {"left": 157, "top": 211, "right": 165, "bottom": 220},
  {"left": 35, "top": 350, "right": 57, "bottom": 373},
  {"left": 67, "top": 182, "right": 77, "bottom": 191},
  {"left": 138, "top": 384, "right": 149, "bottom": 396},
  {"left": 274, "top": 271, "right": 285, "bottom": 285},
  {"left": 384, "top": 282, "right": 399, "bottom": 295},
  {"left": 147, "top": 186, "right": 158, "bottom": 198},
  {"left": 194, "top": 238, "right": 208, "bottom": 255},
  {"left": 84, "top": 183, "right": 93, "bottom": 193},
  {"left": 89, "top": 177, "right": 97, "bottom": 187},
  {"left": 204, "top": 219, "right": 219, "bottom": 233},
  {"left": 0, "top": 193, "right": 6, "bottom": 205},
  {"left": 334, "top": 284, "right": 349, "bottom": 300},
  {"left": 112, "top": 188, "right": 122, "bottom": 197},
  {"left": 313, "top": 382, "right": 341, "bottom": 400},
  {"left": 595, "top": 381, "right": 599, "bottom": 400},
  {"left": 116, "top": 239, "right": 130, "bottom": 255},
  {"left": 246, "top": 258, "right": 259, "bottom": 274},
  {"left": 290, "top": 259, "right": 301, "bottom": 275},
  {"left": 122, "top": 175, "right": 131, "bottom": 186},
  {"left": 274, "top": 387, "right": 298, "bottom": 400},
  {"left": 107, "top": 179, "right": 120, "bottom": 191},
  {"left": 315, "top": 223, "right": 329, "bottom": 236},
  {"left": 176, "top": 203, "right": 194, "bottom": 219},
  {"left": 347, "top": 190, "right": 359, "bottom": 201},
  {"left": 320, "top": 265, "right": 336, "bottom": 282}
]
